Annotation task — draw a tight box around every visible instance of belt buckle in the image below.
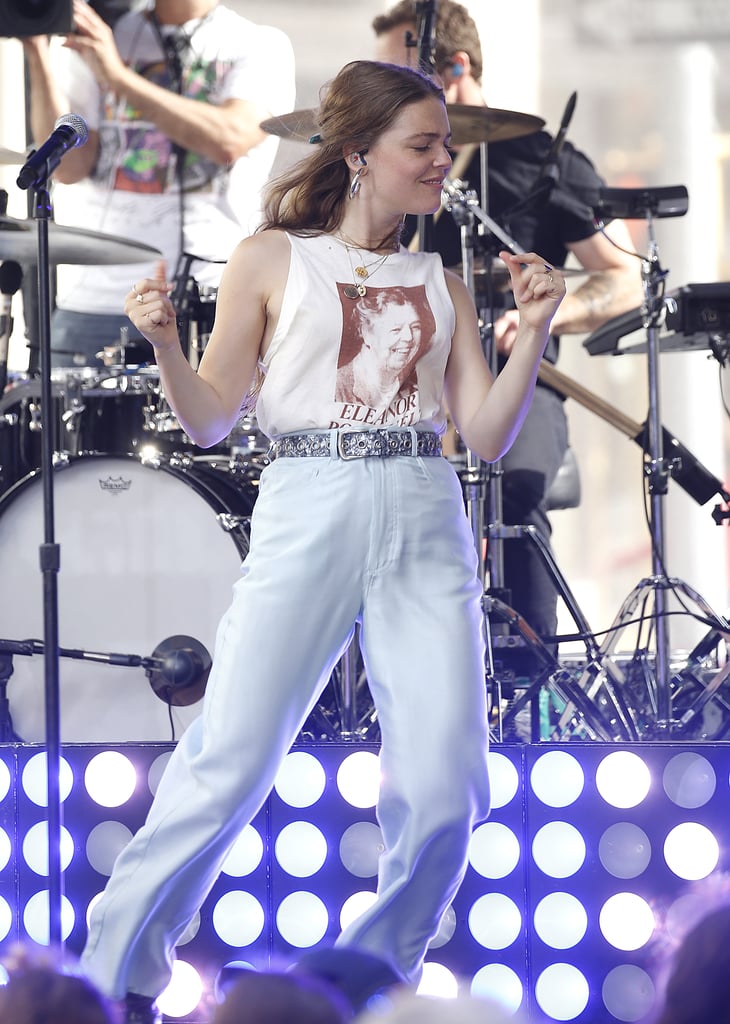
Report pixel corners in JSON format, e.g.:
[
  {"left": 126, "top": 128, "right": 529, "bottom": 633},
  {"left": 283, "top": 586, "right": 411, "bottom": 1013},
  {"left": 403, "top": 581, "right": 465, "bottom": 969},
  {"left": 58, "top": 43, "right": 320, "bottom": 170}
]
[{"left": 337, "top": 430, "right": 361, "bottom": 460}]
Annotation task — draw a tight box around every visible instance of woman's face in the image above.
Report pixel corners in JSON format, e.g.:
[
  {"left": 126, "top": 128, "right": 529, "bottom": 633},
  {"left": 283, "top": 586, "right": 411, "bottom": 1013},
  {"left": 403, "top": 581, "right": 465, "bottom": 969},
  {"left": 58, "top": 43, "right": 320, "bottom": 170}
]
[
  {"left": 365, "top": 95, "right": 452, "bottom": 217},
  {"left": 360, "top": 300, "right": 423, "bottom": 373}
]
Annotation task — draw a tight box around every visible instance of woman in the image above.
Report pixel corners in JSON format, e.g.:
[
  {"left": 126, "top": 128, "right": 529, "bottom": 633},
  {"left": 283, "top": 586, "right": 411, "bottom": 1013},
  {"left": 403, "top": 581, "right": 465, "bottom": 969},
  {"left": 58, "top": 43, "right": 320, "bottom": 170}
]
[{"left": 80, "top": 60, "right": 565, "bottom": 1021}]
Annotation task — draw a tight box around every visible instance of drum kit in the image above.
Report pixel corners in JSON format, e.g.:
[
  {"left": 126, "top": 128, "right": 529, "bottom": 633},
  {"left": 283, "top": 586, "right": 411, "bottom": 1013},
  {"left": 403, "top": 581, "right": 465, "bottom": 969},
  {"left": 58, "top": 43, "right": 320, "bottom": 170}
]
[{"left": 1, "top": 99, "right": 728, "bottom": 748}]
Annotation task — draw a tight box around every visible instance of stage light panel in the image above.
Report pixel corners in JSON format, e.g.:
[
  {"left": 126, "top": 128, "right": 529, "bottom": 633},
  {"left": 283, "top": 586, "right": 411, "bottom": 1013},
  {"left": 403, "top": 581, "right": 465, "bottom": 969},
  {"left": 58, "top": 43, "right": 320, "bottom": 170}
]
[{"left": 2, "top": 741, "right": 730, "bottom": 1023}]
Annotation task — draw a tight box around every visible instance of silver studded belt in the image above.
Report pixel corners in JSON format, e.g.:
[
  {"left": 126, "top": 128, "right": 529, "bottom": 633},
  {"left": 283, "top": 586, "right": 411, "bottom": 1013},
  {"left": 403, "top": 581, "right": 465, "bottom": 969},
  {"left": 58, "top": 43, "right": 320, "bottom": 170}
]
[{"left": 268, "top": 428, "right": 442, "bottom": 461}]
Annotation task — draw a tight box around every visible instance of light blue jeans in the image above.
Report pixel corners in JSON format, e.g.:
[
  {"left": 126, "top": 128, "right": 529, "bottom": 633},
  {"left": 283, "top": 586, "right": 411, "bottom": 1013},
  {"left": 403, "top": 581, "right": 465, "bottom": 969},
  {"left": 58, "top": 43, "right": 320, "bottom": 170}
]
[{"left": 81, "top": 446, "right": 491, "bottom": 999}]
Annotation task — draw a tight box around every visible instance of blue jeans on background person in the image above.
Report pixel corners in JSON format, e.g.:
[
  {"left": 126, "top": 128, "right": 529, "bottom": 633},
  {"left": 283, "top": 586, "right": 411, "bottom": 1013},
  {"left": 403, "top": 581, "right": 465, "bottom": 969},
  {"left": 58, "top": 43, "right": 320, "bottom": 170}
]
[{"left": 51, "top": 308, "right": 152, "bottom": 368}]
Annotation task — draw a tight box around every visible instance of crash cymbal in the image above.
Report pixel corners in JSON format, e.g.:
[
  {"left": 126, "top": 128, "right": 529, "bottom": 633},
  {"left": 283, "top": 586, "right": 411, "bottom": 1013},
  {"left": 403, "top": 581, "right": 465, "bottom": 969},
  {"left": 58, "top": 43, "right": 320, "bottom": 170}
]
[
  {"left": 447, "top": 104, "right": 545, "bottom": 145},
  {"left": 0, "top": 146, "right": 26, "bottom": 165},
  {"left": 260, "top": 104, "right": 545, "bottom": 146},
  {"left": 0, "top": 215, "right": 161, "bottom": 265}
]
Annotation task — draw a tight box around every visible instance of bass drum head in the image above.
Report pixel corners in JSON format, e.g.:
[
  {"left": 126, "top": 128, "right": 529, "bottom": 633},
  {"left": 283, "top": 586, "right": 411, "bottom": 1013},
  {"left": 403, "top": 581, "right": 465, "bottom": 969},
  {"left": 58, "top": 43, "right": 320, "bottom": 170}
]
[{"left": 0, "top": 455, "right": 255, "bottom": 742}]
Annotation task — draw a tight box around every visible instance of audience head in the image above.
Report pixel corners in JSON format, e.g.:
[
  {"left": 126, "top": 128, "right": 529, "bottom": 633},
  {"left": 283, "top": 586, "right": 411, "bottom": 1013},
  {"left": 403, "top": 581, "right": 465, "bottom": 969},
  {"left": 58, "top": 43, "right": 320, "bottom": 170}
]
[
  {"left": 653, "top": 904, "right": 730, "bottom": 1024},
  {"left": 212, "top": 965, "right": 351, "bottom": 1024},
  {"left": 0, "top": 943, "right": 119, "bottom": 1024},
  {"left": 357, "top": 990, "right": 522, "bottom": 1024}
]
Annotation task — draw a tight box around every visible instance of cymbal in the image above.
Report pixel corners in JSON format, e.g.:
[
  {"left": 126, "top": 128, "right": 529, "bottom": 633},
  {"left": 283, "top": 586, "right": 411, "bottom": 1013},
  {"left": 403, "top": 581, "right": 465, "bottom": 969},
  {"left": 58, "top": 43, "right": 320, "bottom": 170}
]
[
  {"left": 451, "top": 258, "right": 587, "bottom": 292},
  {"left": 446, "top": 104, "right": 545, "bottom": 145},
  {"left": 0, "top": 215, "right": 161, "bottom": 265},
  {"left": 260, "top": 104, "right": 545, "bottom": 147},
  {"left": 0, "top": 146, "right": 26, "bottom": 165}
]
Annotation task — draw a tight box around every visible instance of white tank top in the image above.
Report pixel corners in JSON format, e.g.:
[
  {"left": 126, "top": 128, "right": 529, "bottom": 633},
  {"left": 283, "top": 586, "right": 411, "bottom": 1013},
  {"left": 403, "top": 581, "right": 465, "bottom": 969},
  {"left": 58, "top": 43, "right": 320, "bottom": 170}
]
[{"left": 254, "top": 232, "right": 455, "bottom": 438}]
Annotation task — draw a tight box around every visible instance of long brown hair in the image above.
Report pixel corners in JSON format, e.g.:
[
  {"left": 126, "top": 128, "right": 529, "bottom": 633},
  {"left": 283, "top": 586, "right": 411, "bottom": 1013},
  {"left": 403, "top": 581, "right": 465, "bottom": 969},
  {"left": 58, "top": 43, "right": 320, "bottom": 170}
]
[{"left": 260, "top": 60, "right": 444, "bottom": 237}]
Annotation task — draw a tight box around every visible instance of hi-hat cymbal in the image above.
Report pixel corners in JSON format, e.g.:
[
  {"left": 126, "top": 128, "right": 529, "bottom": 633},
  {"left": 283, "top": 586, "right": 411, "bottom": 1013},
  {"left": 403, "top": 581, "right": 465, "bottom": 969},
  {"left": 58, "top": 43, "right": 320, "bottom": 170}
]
[
  {"left": 450, "top": 258, "right": 588, "bottom": 294},
  {"left": 0, "top": 146, "right": 26, "bottom": 165},
  {"left": 0, "top": 215, "right": 161, "bottom": 265},
  {"left": 260, "top": 104, "right": 545, "bottom": 147}
]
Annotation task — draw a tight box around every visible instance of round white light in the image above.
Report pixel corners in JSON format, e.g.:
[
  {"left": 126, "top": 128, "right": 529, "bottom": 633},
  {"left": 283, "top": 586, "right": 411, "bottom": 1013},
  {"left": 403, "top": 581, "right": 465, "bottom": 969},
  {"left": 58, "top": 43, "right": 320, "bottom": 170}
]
[
  {"left": 0, "top": 759, "right": 11, "bottom": 803},
  {"left": 157, "top": 960, "right": 204, "bottom": 1019},
  {"left": 86, "top": 821, "right": 133, "bottom": 876},
  {"left": 530, "top": 751, "right": 584, "bottom": 807},
  {"left": 469, "top": 822, "right": 520, "bottom": 879},
  {"left": 84, "top": 751, "right": 137, "bottom": 807},
  {"left": 602, "top": 964, "right": 655, "bottom": 1022},
  {"left": 23, "top": 891, "right": 75, "bottom": 944},
  {"left": 428, "top": 904, "right": 457, "bottom": 949},
  {"left": 148, "top": 752, "right": 173, "bottom": 795},
  {"left": 22, "top": 822, "right": 74, "bottom": 874},
  {"left": 221, "top": 826, "right": 264, "bottom": 877},
  {"left": 339, "top": 890, "right": 377, "bottom": 931},
  {"left": 274, "top": 751, "right": 326, "bottom": 807},
  {"left": 595, "top": 751, "right": 651, "bottom": 808},
  {"left": 0, "top": 897, "right": 12, "bottom": 943},
  {"left": 487, "top": 751, "right": 520, "bottom": 809},
  {"left": 468, "top": 893, "right": 522, "bottom": 949},
  {"left": 534, "top": 963, "right": 589, "bottom": 1021},
  {"left": 212, "top": 891, "right": 265, "bottom": 947},
  {"left": 336, "top": 751, "right": 381, "bottom": 808},
  {"left": 533, "top": 892, "right": 588, "bottom": 949},
  {"left": 663, "top": 752, "right": 716, "bottom": 808},
  {"left": 664, "top": 822, "right": 719, "bottom": 880},
  {"left": 598, "top": 822, "right": 652, "bottom": 879},
  {"left": 416, "top": 962, "right": 459, "bottom": 998},
  {"left": 471, "top": 963, "right": 524, "bottom": 1014},
  {"left": 0, "top": 829, "right": 11, "bottom": 873},
  {"left": 531, "top": 822, "right": 586, "bottom": 878},
  {"left": 275, "top": 892, "right": 329, "bottom": 947},
  {"left": 21, "top": 753, "right": 73, "bottom": 806},
  {"left": 339, "top": 822, "right": 383, "bottom": 877},
  {"left": 274, "top": 821, "right": 327, "bottom": 877},
  {"left": 599, "top": 892, "right": 655, "bottom": 950}
]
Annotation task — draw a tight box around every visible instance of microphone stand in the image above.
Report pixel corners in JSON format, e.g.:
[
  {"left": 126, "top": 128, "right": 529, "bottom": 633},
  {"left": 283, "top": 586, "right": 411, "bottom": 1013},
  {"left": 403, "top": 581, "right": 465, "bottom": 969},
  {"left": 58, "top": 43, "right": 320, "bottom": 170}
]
[{"left": 27, "top": 181, "right": 64, "bottom": 946}]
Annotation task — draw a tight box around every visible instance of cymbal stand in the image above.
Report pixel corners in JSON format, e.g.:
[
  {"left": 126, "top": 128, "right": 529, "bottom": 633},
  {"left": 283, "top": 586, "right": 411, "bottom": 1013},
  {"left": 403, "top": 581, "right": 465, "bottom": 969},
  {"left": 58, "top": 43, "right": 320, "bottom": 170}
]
[
  {"left": 441, "top": 180, "right": 629, "bottom": 741},
  {"left": 580, "top": 186, "right": 730, "bottom": 737}
]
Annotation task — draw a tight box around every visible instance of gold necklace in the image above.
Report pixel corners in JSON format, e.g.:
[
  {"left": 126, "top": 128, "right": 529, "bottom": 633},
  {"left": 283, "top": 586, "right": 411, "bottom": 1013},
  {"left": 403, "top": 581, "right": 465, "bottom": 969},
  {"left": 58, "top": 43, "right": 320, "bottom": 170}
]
[{"left": 337, "top": 235, "right": 393, "bottom": 299}]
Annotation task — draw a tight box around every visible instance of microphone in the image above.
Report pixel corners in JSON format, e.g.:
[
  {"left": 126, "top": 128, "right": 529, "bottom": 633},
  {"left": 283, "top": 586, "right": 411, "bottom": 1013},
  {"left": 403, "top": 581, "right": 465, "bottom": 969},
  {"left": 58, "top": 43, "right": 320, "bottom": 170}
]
[
  {"left": 534, "top": 91, "right": 577, "bottom": 193},
  {"left": 0, "top": 260, "right": 22, "bottom": 395},
  {"left": 415, "top": 0, "right": 438, "bottom": 75},
  {"left": 16, "top": 113, "right": 89, "bottom": 191}
]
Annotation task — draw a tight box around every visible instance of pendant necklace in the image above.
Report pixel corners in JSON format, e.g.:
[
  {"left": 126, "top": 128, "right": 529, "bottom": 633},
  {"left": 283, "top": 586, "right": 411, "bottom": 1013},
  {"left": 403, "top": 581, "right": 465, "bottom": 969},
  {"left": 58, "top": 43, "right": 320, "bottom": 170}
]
[{"left": 337, "top": 234, "right": 394, "bottom": 299}]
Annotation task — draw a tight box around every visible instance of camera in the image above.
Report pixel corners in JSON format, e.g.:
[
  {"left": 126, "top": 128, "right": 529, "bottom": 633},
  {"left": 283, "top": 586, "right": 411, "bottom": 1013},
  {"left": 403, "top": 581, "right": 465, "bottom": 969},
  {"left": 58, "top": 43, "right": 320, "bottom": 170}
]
[{"left": 0, "top": 0, "right": 74, "bottom": 38}]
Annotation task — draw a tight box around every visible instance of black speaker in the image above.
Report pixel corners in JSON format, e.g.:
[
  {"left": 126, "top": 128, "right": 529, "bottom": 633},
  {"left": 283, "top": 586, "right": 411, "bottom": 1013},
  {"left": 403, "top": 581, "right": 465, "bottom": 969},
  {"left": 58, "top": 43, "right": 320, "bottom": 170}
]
[{"left": 0, "top": 0, "right": 73, "bottom": 38}]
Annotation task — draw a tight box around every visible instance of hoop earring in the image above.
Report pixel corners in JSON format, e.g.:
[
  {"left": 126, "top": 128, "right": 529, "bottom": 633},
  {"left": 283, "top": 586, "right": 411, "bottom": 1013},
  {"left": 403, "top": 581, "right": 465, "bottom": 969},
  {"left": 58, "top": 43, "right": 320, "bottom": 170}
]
[{"left": 349, "top": 167, "right": 364, "bottom": 200}]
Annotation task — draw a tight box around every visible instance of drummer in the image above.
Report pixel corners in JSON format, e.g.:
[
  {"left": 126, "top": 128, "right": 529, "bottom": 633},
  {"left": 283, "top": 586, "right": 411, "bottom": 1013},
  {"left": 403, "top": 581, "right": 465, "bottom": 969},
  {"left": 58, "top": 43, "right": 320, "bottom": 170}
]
[{"left": 22, "top": 0, "right": 295, "bottom": 367}]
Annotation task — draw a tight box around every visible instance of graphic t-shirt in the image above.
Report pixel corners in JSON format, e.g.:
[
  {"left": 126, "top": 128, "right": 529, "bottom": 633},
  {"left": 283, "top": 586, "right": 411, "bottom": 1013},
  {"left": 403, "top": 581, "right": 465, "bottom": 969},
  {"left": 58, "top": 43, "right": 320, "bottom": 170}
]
[
  {"left": 50, "top": 5, "right": 295, "bottom": 313},
  {"left": 254, "top": 233, "right": 455, "bottom": 438}
]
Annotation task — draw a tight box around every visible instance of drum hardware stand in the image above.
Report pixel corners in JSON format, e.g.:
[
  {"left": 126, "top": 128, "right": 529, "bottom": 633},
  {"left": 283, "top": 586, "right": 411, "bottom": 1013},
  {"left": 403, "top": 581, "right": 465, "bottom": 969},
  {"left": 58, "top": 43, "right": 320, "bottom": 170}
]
[
  {"left": 442, "top": 179, "right": 627, "bottom": 742},
  {"left": 0, "top": 634, "right": 212, "bottom": 737},
  {"left": 0, "top": 640, "right": 32, "bottom": 742},
  {"left": 581, "top": 185, "right": 730, "bottom": 737}
]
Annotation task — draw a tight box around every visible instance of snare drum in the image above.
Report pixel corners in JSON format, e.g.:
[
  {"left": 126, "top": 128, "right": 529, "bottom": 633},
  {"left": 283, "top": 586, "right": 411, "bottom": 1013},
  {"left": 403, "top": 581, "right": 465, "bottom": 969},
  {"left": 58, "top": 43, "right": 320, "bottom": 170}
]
[{"left": 0, "top": 453, "right": 258, "bottom": 742}]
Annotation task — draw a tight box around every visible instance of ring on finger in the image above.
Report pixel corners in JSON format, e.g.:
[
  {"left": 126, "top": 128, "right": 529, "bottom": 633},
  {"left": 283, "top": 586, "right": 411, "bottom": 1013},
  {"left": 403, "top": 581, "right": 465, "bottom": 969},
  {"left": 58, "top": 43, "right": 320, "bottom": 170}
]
[{"left": 136, "top": 291, "right": 144, "bottom": 303}]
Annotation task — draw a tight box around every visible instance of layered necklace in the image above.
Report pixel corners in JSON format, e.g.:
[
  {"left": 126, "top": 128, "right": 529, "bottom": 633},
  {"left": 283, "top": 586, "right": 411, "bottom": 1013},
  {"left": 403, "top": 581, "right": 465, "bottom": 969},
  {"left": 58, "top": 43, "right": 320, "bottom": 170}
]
[{"left": 336, "top": 232, "right": 397, "bottom": 299}]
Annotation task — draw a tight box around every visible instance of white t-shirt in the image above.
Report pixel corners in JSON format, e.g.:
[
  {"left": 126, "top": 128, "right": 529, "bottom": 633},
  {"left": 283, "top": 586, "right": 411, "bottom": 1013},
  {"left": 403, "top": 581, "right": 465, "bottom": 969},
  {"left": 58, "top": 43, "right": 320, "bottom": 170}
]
[
  {"left": 255, "top": 233, "right": 454, "bottom": 438},
  {"left": 51, "top": 4, "right": 295, "bottom": 313}
]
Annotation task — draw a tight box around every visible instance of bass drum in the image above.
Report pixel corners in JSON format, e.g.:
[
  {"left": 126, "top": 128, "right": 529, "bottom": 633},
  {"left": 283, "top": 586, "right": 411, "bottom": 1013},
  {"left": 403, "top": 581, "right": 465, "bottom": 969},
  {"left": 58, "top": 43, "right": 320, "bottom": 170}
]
[{"left": 0, "top": 454, "right": 259, "bottom": 742}]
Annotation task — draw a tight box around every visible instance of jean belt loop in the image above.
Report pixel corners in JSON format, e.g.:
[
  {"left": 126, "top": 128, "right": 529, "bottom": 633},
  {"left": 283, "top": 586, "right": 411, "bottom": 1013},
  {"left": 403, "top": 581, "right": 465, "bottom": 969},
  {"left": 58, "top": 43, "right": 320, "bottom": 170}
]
[
  {"left": 408, "top": 426, "right": 417, "bottom": 456},
  {"left": 329, "top": 428, "right": 338, "bottom": 459}
]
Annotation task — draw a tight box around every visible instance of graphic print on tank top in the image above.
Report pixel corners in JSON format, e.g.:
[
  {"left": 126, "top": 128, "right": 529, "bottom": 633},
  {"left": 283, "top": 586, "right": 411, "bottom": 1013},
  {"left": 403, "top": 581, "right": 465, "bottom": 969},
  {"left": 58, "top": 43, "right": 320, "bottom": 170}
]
[{"left": 333, "top": 283, "right": 436, "bottom": 428}]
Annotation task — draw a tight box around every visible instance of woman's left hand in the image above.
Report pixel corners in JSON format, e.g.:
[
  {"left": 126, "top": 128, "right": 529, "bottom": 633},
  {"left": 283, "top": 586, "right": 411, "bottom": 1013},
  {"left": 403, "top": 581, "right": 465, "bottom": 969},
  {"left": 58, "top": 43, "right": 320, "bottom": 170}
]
[{"left": 499, "top": 250, "right": 566, "bottom": 330}]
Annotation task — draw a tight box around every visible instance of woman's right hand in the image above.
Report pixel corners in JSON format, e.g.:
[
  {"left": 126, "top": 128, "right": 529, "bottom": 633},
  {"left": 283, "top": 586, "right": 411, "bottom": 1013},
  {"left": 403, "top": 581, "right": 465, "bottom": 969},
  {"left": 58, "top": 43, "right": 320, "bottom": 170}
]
[{"left": 125, "top": 265, "right": 179, "bottom": 352}]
